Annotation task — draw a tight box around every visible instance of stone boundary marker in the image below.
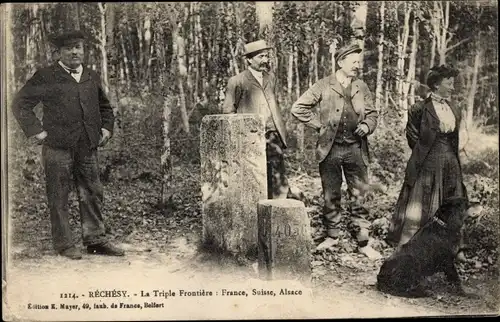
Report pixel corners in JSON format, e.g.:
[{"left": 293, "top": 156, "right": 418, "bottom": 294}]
[
  {"left": 200, "top": 114, "right": 266, "bottom": 257},
  {"left": 257, "top": 199, "right": 313, "bottom": 283}
]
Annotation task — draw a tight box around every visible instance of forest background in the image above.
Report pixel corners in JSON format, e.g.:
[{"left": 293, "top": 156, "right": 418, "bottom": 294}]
[{"left": 2, "top": 1, "right": 499, "bottom": 313}]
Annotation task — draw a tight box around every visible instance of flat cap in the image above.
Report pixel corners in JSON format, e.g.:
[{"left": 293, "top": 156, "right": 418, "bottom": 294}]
[
  {"left": 49, "top": 30, "right": 86, "bottom": 47},
  {"left": 334, "top": 42, "right": 362, "bottom": 62},
  {"left": 242, "top": 40, "right": 272, "bottom": 57}
]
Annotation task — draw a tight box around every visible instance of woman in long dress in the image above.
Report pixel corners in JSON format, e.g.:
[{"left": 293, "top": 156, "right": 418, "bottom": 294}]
[{"left": 388, "top": 65, "right": 469, "bottom": 251}]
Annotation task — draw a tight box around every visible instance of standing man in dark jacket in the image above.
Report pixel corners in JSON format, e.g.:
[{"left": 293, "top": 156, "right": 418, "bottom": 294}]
[
  {"left": 222, "top": 40, "right": 291, "bottom": 199},
  {"left": 11, "top": 30, "right": 124, "bottom": 259},
  {"left": 291, "top": 43, "right": 381, "bottom": 260}
]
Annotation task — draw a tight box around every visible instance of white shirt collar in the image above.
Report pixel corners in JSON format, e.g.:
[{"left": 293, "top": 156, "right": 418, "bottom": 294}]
[
  {"left": 58, "top": 61, "right": 83, "bottom": 74},
  {"left": 335, "top": 69, "right": 353, "bottom": 87},
  {"left": 249, "top": 66, "right": 263, "bottom": 78},
  {"left": 248, "top": 67, "right": 264, "bottom": 86}
]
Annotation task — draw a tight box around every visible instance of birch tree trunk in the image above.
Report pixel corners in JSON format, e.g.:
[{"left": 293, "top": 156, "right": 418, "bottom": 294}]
[
  {"left": 439, "top": 1, "right": 449, "bottom": 65},
  {"left": 97, "top": 3, "right": 110, "bottom": 95},
  {"left": 25, "top": 4, "right": 40, "bottom": 81},
  {"left": 143, "top": 7, "right": 152, "bottom": 88},
  {"left": 329, "top": 38, "right": 340, "bottom": 74},
  {"left": 313, "top": 40, "right": 319, "bottom": 83},
  {"left": 409, "top": 16, "right": 418, "bottom": 107},
  {"left": 173, "top": 24, "right": 190, "bottom": 133},
  {"left": 294, "top": 44, "right": 300, "bottom": 100},
  {"left": 160, "top": 95, "right": 173, "bottom": 206},
  {"left": 255, "top": 1, "right": 274, "bottom": 38},
  {"left": 187, "top": 2, "right": 195, "bottom": 102},
  {"left": 4, "top": 4, "right": 15, "bottom": 99},
  {"left": 308, "top": 45, "right": 314, "bottom": 88},
  {"left": 430, "top": 36, "right": 436, "bottom": 67},
  {"left": 351, "top": 1, "right": 367, "bottom": 74},
  {"left": 382, "top": 81, "right": 389, "bottom": 127},
  {"left": 287, "top": 52, "right": 293, "bottom": 102},
  {"left": 431, "top": 1, "right": 442, "bottom": 66},
  {"left": 120, "top": 32, "right": 131, "bottom": 89},
  {"left": 397, "top": 4, "right": 411, "bottom": 121},
  {"left": 294, "top": 44, "right": 304, "bottom": 164},
  {"left": 73, "top": 3, "right": 81, "bottom": 30},
  {"left": 127, "top": 22, "right": 138, "bottom": 80},
  {"left": 375, "top": 1, "right": 385, "bottom": 113},
  {"left": 466, "top": 43, "right": 482, "bottom": 128},
  {"left": 402, "top": 16, "right": 418, "bottom": 125}
]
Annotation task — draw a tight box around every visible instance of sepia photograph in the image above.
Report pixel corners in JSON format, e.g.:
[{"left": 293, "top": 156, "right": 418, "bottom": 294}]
[{"left": 1, "top": 1, "right": 499, "bottom": 320}]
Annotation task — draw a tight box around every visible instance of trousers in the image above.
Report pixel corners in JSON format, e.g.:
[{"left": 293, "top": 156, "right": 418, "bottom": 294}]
[
  {"left": 319, "top": 141, "right": 371, "bottom": 245},
  {"left": 42, "top": 138, "right": 107, "bottom": 252},
  {"left": 266, "top": 131, "right": 290, "bottom": 199}
]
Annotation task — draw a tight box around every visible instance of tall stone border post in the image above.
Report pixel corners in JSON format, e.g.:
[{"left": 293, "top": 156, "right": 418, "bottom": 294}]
[{"left": 200, "top": 114, "right": 267, "bottom": 257}]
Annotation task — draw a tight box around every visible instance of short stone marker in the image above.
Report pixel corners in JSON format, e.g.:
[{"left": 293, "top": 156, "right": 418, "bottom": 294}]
[
  {"left": 257, "top": 199, "right": 313, "bottom": 282},
  {"left": 200, "top": 114, "right": 267, "bottom": 257}
]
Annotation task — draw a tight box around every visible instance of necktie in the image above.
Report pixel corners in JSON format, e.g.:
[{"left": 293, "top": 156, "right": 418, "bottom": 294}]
[{"left": 68, "top": 68, "right": 78, "bottom": 74}]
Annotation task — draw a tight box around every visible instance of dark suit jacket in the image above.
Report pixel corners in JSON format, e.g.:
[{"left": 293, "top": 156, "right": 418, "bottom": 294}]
[
  {"left": 222, "top": 69, "right": 287, "bottom": 147},
  {"left": 403, "top": 96, "right": 462, "bottom": 187},
  {"left": 291, "top": 74, "right": 378, "bottom": 164},
  {"left": 11, "top": 63, "right": 114, "bottom": 150}
]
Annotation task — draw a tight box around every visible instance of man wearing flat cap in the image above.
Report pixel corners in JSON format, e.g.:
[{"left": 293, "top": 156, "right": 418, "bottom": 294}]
[
  {"left": 222, "top": 40, "right": 292, "bottom": 199},
  {"left": 291, "top": 42, "right": 381, "bottom": 260},
  {"left": 11, "top": 30, "right": 125, "bottom": 259}
]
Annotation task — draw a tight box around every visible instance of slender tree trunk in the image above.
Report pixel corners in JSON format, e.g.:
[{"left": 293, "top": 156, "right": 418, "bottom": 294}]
[
  {"left": 329, "top": 38, "right": 340, "bottom": 74},
  {"left": 439, "top": 1, "right": 449, "bottom": 65},
  {"left": 308, "top": 45, "right": 314, "bottom": 88},
  {"left": 402, "top": 15, "right": 418, "bottom": 125},
  {"left": 382, "top": 81, "right": 389, "bottom": 126},
  {"left": 73, "top": 3, "right": 80, "bottom": 30},
  {"left": 293, "top": 43, "right": 304, "bottom": 168},
  {"left": 287, "top": 51, "right": 293, "bottom": 102},
  {"left": 143, "top": 7, "right": 152, "bottom": 89},
  {"left": 375, "top": 1, "right": 385, "bottom": 113},
  {"left": 430, "top": 36, "right": 436, "bottom": 67},
  {"left": 313, "top": 40, "right": 319, "bottom": 83},
  {"left": 137, "top": 18, "right": 146, "bottom": 81},
  {"left": 173, "top": 25, "right": 190, "bottom": 133},
  {"left": 25, "top": 4, "right": 39, "bottom": 80},
  {"left": 196, "top": 2, "right": 207, "bottom": 104},
  {"left": 408, "top": 16, "right": 418, "bottom": 107},
  {"left": 160, "top": 95, "right": 173, "bottom": 207},
  {"left": 97, "top": 3, "right": 109, "bottom": 95},
  {"left": 294, "top": 44, "right": 300, "bottom": 100},
  {"left": 187, "top": 2, "right": 195, "bottom": 102},
  {"left": 39, "top": 11, "right": 52, "bottom": 65},
  {"left": 127, "top": 22, "right": 138, "bottom": 81},
  {"left": 466, "top": 43, "right": 482, "bottom": 128},
  {"left": 351, "top": 1, "right": 367, "bottom": 74},
  {"left": 120, "top": 32, "right": 130, "bottom": 89},
  {"left": 5, "top": 4, "right": 15, "bottom": 96},
  {"left": 431, "top": 1, "right": 440, "bottom": 67},
  {"left": 397, "top": 4, "right": 411, "bottom": 120},
  {"left": 255, "top": 1, "right": 274, "bottom": 38}
]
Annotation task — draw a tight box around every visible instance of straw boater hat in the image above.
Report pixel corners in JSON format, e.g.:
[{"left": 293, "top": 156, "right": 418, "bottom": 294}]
[
  {"left": 49, "top": 29, "right": 86, "bottom": 48},
  {"left": 242, "top": 40, "right": 272, "bottom": 57},
  {"left": 334, "top": 42, "right": 362, "bottom": 62}
]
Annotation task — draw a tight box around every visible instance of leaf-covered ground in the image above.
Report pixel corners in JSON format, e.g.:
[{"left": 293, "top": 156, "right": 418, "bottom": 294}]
[{"left": 6, "top": 126, "right": 499, "bottom": 317}]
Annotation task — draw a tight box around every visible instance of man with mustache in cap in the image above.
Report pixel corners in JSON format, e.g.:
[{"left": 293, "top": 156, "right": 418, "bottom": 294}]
[
  {"left": 222, "top": 40, "right": 292, "bottom": 199},
  {"left": 12, "top": 30, "right": 125, "bottom": 259},
  {"left": 291, "top": 42, "right": 381, "bottom": 260}
]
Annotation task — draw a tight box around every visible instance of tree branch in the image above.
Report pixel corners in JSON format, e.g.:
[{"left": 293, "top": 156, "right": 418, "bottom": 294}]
[{"left": 446, "top": 37, "right": 471, "bottom": 53}]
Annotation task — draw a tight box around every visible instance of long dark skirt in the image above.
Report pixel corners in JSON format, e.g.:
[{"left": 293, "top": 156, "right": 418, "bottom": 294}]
[{"left": 390, "top": 135, "right": 467, "bottom": 246}]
